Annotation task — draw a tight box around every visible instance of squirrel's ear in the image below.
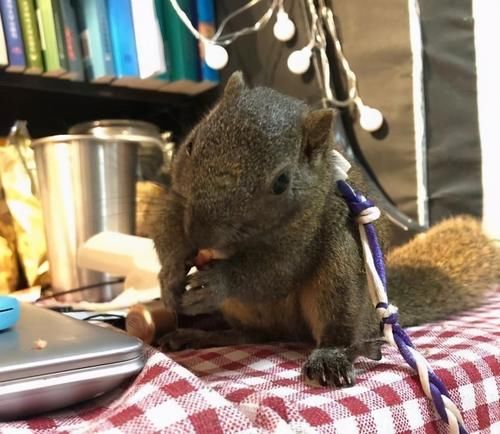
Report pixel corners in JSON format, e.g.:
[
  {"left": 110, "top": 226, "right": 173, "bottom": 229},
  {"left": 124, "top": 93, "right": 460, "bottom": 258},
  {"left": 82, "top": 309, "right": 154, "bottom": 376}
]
[
  {"left": 302, "top": 108, "right": 335, "bottom": 161},
  {"left": 223, "top": 71, "right": 246, "bottom": 99}
]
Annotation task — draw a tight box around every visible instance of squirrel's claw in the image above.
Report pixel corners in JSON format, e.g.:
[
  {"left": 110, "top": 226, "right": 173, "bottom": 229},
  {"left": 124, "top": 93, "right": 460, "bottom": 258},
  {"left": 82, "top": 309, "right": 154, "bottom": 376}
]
[
  {"left": 159, "top": 328, "right": 220, "bottom": 351},
  {"left": 158, "top": 262, "right": 188, "bottom": 310},
  {"left": 179, "top": 267, "right": 225, "bottom": 315},
  {"left": 303, "top": 348, "right": 356, "bottom": 388},
  {"left": 180, "top": 287, "right": 220, "bottom": 315}
]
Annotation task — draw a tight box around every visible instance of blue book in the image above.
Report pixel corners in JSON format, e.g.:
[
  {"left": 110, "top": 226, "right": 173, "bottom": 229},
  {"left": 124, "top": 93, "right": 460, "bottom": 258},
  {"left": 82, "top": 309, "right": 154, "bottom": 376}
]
[
  {"left": 196, "top": 0, "right": 219, "bottom": 83},
  {"left": 74, "top": 0, "right": 115, "bottom": 82},
  {"left": 106, "top": 0, "right": 139, "bottom": 79},
  {"left": 0, "top": 0, "right": 26, "bottom": 71},
  {"left": 58, "top": 0, "right": 84, "bottom": 80},
  {"left": 0, "top": 4, "right": 9, "bottom": 66}
]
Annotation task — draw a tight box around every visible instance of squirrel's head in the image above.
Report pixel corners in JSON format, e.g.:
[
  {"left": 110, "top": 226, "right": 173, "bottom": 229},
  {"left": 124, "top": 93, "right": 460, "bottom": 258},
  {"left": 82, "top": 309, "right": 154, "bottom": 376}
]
[{"left": 171, "top": 71, "right": 336, "bottom": 251}]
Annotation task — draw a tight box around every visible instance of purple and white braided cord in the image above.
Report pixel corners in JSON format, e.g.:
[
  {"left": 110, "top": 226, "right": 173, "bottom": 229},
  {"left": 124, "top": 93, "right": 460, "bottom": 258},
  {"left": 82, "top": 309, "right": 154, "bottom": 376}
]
[{"left": 337, "top": 179, "right": 467, "bottom": 434}]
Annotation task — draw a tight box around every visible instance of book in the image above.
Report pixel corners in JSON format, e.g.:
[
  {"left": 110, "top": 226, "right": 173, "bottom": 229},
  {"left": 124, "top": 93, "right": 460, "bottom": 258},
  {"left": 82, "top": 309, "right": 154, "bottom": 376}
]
[
  {"left": 50, "top": 0, "right": 68, "bottom": 74},
  {"left": 35, "top": 0, "right": 65, "bottom": 76},
  {"left": 0, "top": 10, "right": 8, "bottom": 67},
  {"left": 74, "top": 0, "right": 115, "bottom": 83},
  {"left": 196, "top": 0, "right": 219, "bottom": 83},
  {"left": 106, "top": 0, "right": 139, "bottom": 82},
  {"left": 157, "top": 0, "right": 198, "bottom": 83},
  {"left": 129, "top": 0, "right": 166, "bottom": 88},
  {"left": 57, "top": 0, "right": 84, "bottom": 80},
  {"left": 0, "top": 0, "right": 26, "bottom": 71},
  {"left": 152, "top": 0, "right": 172, "bottom": 83},
  {"left": 16, "top": 0, "right": 43, "bottom": 73}
]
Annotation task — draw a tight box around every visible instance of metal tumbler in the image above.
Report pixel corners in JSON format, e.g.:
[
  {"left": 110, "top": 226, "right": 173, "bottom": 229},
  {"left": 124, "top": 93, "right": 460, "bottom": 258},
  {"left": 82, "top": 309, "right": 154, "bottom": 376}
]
[{"left": 31, "top": 134, "right": 140, "bottom": 302}]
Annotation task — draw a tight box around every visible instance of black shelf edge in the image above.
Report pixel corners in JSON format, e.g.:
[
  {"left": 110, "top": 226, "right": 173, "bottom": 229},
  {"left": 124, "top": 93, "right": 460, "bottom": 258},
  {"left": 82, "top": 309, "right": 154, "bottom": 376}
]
[{"left": 0, "top": 70, "right": 220, "bottom": 106}]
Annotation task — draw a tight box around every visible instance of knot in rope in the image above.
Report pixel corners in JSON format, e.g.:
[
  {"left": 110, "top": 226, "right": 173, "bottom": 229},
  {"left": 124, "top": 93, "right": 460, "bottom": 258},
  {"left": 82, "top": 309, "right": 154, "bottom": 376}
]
[
  {"left": 357, "top": 206, "right": 381, "bottom": 225},
  {"left": 336, "top": 177, "right": 468, "bottom": 434},
  {"left": 336, "top": 180, "right": 379, "bottom": 224},
  {"left": 376, "top": 302, "right": 399, "bottom": 325}
]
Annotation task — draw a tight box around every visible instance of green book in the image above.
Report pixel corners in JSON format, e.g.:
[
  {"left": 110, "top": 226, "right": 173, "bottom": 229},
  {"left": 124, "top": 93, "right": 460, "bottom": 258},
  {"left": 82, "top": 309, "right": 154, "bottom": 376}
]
[
  {"left": 51, "top": 0, "right": 68, "bottom": 74},
  {"left": 35, "top": 0, "right": 65, "bottom": 75},
  {"left": 17, "top": 0, "right": 43, "bottom": 73},
  {"left": 157, "top": 0, "right": 198, "bottom": 82}
]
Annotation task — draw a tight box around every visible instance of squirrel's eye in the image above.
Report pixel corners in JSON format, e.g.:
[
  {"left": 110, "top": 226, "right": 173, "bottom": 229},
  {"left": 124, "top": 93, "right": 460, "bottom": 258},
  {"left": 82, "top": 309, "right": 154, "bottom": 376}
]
[
  {"left": 186, "top": 141, "right": 193, "bottom": 156},
  {"left": 272, "top": 171, "right": 290, "bottom": 195}
]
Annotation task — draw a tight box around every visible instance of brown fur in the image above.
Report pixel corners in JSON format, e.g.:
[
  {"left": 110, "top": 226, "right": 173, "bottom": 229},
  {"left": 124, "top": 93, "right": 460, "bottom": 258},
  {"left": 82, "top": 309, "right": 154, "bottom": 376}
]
[
  {"left": 154, "top": 72, "right": 500, "bottom": 387},
  {"left": 221, "top": 295, "right": 311, "bottom": 342},
  {"left": 387, "top": 215, "right": 500, "bottom": 326}
]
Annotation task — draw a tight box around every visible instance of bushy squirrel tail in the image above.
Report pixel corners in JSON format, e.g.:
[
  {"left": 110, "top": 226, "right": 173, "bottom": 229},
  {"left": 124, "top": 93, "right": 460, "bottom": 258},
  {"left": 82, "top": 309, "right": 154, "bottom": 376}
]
[{"left": 386, "top": 215, "right": 500, "bottom": 327}]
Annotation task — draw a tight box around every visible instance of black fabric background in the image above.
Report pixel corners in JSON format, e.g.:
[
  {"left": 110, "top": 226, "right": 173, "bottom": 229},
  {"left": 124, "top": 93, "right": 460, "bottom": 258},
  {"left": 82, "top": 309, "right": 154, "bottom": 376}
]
[
  {"left": 215, "top": 0, "right": 482, "bottom": 226},
  {"left": 419, "top": 0, "right": 482, "bottom": 222},
  {"left": 216, "top": 0, "right": 420, "bottom": 226},
  {"left": 329, "top": 0, "right": 419, "bottom": 222},
  {"left": 216, "top": 1, "right": 323, "bottom": 102}
]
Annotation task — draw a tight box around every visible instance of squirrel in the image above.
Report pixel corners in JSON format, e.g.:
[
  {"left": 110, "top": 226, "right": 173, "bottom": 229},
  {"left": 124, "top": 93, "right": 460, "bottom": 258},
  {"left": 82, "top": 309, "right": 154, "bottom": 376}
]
[{"left": 152, "top": 71, "right": 500, "bottom": 387}]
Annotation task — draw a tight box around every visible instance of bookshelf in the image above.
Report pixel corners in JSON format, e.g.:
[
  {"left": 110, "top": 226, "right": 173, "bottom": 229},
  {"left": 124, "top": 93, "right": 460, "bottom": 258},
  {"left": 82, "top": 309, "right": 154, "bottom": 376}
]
[
  {"left": 0, "top": 0, "right": 222, "bottom": 138},
  {"left": 0, "top": 70, "right": 220, "bottom": 139},
  {"left": 0, "top": 70, "right": 217, "bottom": 104}
]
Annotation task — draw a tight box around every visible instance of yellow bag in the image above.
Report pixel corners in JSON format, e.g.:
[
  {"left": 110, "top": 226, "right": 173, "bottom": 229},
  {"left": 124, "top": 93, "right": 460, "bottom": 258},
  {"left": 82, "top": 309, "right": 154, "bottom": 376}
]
[
  {"left": 0, "top": 122, "right": 48, "bottom": 289},
  {"left": 0, "top": 191, "right": 19, "bottom": 293}
]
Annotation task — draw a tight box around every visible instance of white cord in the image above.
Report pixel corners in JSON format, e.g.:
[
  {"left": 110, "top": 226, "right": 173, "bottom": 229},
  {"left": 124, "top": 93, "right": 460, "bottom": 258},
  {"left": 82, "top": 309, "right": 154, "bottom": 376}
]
[
  {"left": 319, "top": 1, "right": 359, "bottom": 106},
  {"left": 312, "top": 1, "right": 385, "bottom": 131},
  {"left": 168, "top": 0, "right": 278, "bottom": 46},
  {"left": 354, "top": 203, "right": 466, "bottom": 434},
  {"left": 213, "top": 0, "right": 264, "bottom": 40},
  {"left": 168, "top": 0, "right": 384, "bottom": 130}
]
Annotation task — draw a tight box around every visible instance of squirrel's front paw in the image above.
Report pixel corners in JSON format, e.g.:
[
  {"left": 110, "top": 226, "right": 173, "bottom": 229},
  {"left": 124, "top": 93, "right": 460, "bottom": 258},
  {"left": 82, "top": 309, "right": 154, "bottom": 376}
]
[
  {"left": 180, "top": 287, "right": 220, "bottom": 315},
  {"left": 160, "top": 329, "right": 212, "bottom": 351},
  {"left": 159, "top": 259, "right": 189, "bottom": 309},
  {"left": 303, "top": 348, "right": 355, "bottom": 387},
  {"left": 179, "top": 267, "right": 225, "bottom": 315}
]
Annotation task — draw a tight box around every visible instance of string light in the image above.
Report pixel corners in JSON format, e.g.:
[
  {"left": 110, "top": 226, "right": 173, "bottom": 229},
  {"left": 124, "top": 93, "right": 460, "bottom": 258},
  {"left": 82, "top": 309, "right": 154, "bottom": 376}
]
[
  {"left": 287, "top": 47, "right": 312, "bottom": 74},
  {"left": 203, "top": 43, "right": 229, "bottom": 70},
  {"left": 167, "top": 0, "right": 384, "bottom": 132},
  {"left": 168, "top": 0, "right": 278, "bottom": 70},
  {"left": 273, "top": 1, "right": 295, "bottom": 42},
  {"left": 316, "top": 0, "right": 384, "bottom": 131},
  {"left": 286, "top": 0, "right": 318, "bottom": 75}
]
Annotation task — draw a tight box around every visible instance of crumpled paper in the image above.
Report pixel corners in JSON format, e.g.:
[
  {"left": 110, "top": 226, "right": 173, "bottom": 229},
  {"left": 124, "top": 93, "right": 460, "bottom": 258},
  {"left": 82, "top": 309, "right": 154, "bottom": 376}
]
[
  {"left": 0, "top": 121, "right": 48, "bottom": 290},
  {"left": 0, "top": 188, "right": 19, "bottom": 293}
]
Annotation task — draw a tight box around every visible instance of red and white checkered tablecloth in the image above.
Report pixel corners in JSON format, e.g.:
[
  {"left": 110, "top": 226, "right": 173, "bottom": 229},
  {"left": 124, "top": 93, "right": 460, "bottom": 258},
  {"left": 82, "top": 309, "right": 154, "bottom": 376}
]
[{"left": 2, "top": 290, "right": 499, "bottom": 434}]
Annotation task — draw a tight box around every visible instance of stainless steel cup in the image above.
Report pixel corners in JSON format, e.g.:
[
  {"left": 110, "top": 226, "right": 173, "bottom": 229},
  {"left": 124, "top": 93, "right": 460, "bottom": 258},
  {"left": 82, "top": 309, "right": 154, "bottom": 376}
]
[
  {"left": 31, "top": 134, "right": 140, "bottom": 302},
  {"left": 68, "top": 119, "right": 163, "bottom": 138},
  {"left": 68, "top": 119, "right": 176, "bottom": 180}
]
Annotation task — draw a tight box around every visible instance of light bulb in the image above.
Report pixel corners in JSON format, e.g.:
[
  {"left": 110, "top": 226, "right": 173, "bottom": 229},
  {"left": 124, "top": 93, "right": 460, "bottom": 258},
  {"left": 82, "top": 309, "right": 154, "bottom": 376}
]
[
  {"left": 204, "top": 42, "right": 228, "bottom": 70},
  {"left": 273, "top": 10, "right": 295, "bottom": 42},
  {"left": 287, "top": 47, "right": 312, "bottom": 75},
  {"left": 359, "top": 105, "right": 384, "bottom": 132}
]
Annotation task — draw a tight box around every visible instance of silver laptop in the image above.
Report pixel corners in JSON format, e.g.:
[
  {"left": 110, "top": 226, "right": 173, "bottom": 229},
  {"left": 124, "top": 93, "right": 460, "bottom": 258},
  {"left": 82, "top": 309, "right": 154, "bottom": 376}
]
[{"left": 0, "top": 303, "right": 144, "bottom": 421}]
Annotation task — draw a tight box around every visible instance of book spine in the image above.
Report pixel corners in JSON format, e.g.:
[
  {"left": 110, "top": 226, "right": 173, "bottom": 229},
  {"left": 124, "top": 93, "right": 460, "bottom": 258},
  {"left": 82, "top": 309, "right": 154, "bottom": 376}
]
[
  {"left": 161, "top": 0, "right": 198, "bottom": 81},
  {"left": 196, "top": 0, "right": 218, "bottom": 82},
  {"left": 153, "top": 0, "right": 170, "bottom": 81},
  {"left": 0, "top": 0, "right": 26, "bottom": 69},
  {"left": 35, "top": 0, "right": 62, "bottom": 73},
  {"left": 106, "top": 0, "right": 139, "bottom": 77},
  {"left": 74, "top": 0, "right": 114, "bottom": 81},
  {"left": 0, "top": 6, "right": 10, "bottom": 66},
  {"left": 16, "top": 0, "right": 43, "bottom": 72},
  {"left": 96, "top": 0, "right": 114, "bottom": 76},
  {"left": 58, "top": 0, "right": 84, "bottom": 80},
  {"left": 130, "top": 0, "right": 166, "bottom": 79},
  {"left": 50, "top": 0, "right": 67, "bottom": 70}
]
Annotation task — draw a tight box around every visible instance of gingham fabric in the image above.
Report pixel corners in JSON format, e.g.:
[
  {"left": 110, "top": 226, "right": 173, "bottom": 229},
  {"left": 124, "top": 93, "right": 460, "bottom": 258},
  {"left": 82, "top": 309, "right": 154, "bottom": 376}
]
[{"left": 2, "top": 290, "right": 499, "bottom": 434}]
